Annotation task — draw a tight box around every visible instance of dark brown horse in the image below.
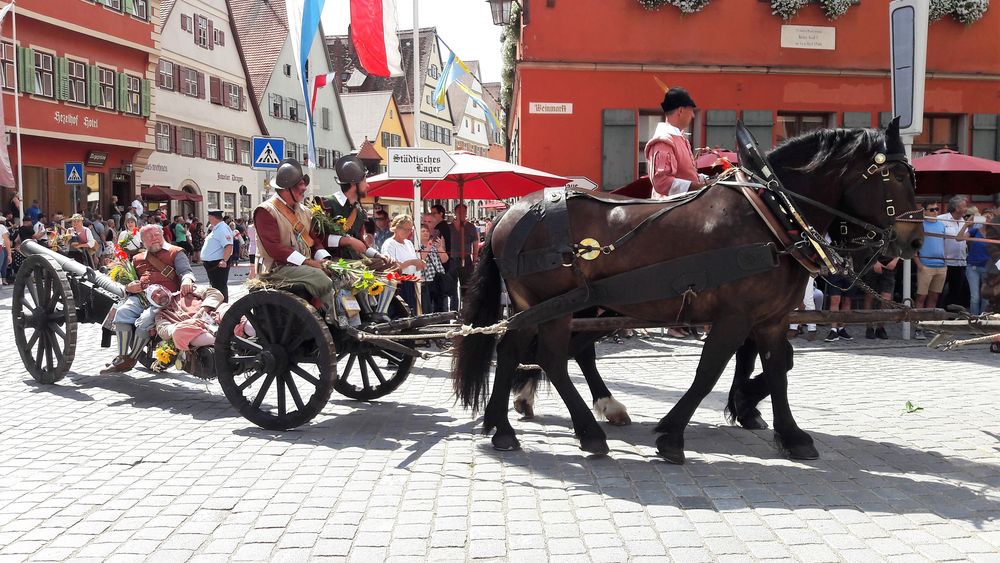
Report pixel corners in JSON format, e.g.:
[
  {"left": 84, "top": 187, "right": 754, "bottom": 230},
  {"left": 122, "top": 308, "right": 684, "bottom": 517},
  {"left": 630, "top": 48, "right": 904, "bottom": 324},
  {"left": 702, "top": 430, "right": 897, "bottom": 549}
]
[{"left": 453, "top": 120, "right": 921, "bottom": 463}]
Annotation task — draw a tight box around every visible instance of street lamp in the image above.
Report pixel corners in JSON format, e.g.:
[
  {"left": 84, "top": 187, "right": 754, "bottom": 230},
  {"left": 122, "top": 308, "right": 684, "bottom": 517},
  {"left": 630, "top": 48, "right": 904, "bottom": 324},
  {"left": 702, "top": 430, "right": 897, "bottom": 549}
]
[
  {"left": 121, "top": 160, "right": 134, "bottom": 174},
  {"left": 486, "top": 0, "right": 513, "bottom": 26}
]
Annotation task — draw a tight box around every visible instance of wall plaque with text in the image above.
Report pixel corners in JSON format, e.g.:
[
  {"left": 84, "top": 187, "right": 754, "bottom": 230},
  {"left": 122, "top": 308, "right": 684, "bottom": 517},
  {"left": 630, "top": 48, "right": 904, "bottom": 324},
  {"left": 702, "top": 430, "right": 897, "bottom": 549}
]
[{"left": 780, "top": 25, "right": 836, "bottom": 50}]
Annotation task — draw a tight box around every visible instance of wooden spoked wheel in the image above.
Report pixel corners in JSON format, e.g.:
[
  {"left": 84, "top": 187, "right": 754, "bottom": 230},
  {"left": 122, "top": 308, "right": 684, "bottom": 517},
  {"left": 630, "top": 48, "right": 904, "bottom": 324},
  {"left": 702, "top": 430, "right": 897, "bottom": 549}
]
[
  {"left": 215, "top": 290, "right": 336, "bottom": 430},
  {"left": 12, "top": 255, "right": 78, "bottom": 384},
  {"left": 331, "top": 339, "right": 415, "bottom": 401}
]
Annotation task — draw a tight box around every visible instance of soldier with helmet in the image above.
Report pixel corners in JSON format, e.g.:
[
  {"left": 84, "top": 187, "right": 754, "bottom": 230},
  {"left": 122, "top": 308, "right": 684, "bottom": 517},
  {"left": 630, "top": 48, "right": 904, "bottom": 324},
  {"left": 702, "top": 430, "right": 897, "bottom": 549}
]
[
  {"left": 317, "top": 154, "right": 387, "bottom": 261},
  {"left": 252, "top": 158, "right": 339, "bottom": 317}
]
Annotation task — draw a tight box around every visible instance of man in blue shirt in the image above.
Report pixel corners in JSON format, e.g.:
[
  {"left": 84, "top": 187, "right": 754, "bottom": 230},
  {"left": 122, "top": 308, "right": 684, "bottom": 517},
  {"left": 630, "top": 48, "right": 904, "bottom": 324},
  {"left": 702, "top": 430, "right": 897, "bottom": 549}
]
[
  {"left": 201, "top": 210, "right": 233, "bottom": 301},
  {"left": 27, "top": 200, "right": 41, "bottom": 224},
  {"left": 913, "top": 203, "right": 948, "bottom": 339}
]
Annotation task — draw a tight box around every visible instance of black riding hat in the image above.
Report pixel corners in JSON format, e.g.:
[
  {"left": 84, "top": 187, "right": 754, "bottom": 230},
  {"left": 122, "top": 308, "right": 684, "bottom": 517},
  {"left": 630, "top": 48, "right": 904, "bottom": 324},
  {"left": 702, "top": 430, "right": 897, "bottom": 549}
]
[{"left": 661, "top": 87, "right": 697, "bottom": 113}]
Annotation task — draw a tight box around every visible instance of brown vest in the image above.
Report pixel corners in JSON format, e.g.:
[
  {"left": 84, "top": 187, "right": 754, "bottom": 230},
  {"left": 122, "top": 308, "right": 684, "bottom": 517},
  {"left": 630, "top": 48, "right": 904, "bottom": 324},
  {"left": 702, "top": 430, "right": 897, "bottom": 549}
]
[
  {"left": 256, "top": 196, "right": 314, "bottom": 275},
  {"left": 135, "top": 246, "right": 182, "bottom": 291}
]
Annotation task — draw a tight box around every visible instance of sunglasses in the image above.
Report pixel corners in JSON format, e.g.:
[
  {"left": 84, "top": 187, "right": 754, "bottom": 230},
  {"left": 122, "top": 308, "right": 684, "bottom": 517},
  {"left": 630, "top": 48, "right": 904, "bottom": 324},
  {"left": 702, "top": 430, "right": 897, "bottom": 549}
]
[{"left": 926, "top": 207, "right": 939, "bottom": 211}]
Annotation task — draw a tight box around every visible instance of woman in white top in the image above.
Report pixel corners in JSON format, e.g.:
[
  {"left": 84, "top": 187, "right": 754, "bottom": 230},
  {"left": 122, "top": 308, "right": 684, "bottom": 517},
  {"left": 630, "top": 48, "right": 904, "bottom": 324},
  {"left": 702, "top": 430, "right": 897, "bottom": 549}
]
[
  {"left": 117, "top": 216, "right": 142, "bottom": 256},
  {"left": 379, "top": 214, "right": 425, "bottom": 312}
]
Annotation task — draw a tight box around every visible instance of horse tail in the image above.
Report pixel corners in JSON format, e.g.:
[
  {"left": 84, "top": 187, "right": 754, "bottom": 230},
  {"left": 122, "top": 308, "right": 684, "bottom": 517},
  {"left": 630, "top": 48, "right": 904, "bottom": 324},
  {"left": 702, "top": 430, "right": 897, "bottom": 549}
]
[{"left": 452, "top": 232, "right": 503, "bottom": 412}]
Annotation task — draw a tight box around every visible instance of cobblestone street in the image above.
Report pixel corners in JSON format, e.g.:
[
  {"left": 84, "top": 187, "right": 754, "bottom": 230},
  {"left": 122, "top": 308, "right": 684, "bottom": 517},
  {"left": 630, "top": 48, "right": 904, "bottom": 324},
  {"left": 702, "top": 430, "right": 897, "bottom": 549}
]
[{"left": 0, "top": 271, "right": 998, "bottom": 562}]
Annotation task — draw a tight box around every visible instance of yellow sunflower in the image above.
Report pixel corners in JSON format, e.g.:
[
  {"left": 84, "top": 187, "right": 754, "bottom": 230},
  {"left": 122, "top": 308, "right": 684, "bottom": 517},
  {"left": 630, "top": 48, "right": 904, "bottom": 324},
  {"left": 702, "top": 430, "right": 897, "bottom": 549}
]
[{"left": 367, "top": 282, "right": 385, "bottom": 296}]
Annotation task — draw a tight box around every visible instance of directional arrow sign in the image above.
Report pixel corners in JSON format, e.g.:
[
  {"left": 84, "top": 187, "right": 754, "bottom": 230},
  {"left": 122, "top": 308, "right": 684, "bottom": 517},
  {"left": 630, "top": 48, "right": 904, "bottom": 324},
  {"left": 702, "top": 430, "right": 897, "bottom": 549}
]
[
  {"left": 387, "top": 148, "right": 456, "bottom": 180},
  {"left": 566, "top": 176, "right": 598, "bottom": 191}
]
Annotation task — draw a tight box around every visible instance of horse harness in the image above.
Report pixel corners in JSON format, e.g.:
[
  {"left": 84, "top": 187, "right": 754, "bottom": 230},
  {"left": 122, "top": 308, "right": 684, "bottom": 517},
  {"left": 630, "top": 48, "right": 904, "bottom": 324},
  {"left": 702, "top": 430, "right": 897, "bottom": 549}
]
[
  {"left": 497, "top": 187, "right": 781, "bottom": 331},
  {"left": 496, "top": 125, "right": 915, "bottom": 330}
]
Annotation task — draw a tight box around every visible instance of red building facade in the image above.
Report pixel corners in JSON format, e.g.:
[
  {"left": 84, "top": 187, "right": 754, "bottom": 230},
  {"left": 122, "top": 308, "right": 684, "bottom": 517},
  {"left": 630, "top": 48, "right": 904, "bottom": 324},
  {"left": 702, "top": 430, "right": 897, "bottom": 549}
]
[
  {"left": 506, "top": 0, "right": 999, "bottom": 198},
  {"left": 1, "top": 0, "right": 157, "bottom": 219}
]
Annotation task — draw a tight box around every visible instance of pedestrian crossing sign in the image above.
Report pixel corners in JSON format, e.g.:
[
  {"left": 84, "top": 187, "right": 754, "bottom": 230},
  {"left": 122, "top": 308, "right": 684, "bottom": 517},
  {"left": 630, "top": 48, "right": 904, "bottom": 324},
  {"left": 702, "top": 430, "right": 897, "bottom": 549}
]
[
  {"left": 251, "top": 136, "right": 285, "bottom": 170},
  {"left": 65, "top": 162, "right": 84, "bottom": 185}
]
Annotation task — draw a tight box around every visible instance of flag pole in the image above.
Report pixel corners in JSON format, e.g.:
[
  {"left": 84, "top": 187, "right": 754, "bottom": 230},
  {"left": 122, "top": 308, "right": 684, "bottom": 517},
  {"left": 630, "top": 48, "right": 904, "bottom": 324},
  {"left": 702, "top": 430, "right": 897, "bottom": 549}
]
[
  {"left": 11, "top": 0, "right": 23, "bottom": 221},
  {"left": 411, "top": 0, "right": 420, "bottom": 247}
]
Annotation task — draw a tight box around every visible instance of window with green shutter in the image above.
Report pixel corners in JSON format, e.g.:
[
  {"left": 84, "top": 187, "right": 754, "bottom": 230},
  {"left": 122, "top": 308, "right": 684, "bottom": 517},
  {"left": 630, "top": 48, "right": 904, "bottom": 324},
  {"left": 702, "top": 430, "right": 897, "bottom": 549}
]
[
  {"left": 16, "top": 47, "right": 35, "bottom": 95},
  {"left": 67, "top": 60, "right": 87, "bottom": 105},
  {"left": 116, "top": 71, "right": 127, "bottom": 112},
  {"left": 55, "top": 57, "right": 70, "bottom": 101},
  {"left": 88, "top": 65, "right": 100, "bottom": 106},
  {"left": 141, "top": 79, "right": 151, "bottom": 117}
]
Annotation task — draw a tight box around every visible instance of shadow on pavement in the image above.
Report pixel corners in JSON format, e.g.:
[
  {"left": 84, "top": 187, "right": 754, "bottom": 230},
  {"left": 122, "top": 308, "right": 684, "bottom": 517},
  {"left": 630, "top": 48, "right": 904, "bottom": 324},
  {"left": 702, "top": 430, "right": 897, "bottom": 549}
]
[
  {"left": 231, "top": 400, "right": 478, "bottom": 470},
  {"left": 59, "top": 369, "right": 234, "bottom": 422},
  {"left": 477, "top": 418, "right": 1000, "bottom": 527}
]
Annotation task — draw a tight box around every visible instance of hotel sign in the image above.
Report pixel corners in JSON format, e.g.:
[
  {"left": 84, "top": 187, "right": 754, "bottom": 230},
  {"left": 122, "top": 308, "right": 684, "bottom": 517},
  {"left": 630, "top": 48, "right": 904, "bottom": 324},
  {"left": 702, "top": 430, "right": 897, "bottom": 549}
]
[
  {"left": 54, "top": 111, "right": 99, "bottom": 129},
  {"left": 780, "top": 25, "right": 836, "bottom": 50},
  {"left": 529, "top": 102, "right": 573, "bottom": 115}
]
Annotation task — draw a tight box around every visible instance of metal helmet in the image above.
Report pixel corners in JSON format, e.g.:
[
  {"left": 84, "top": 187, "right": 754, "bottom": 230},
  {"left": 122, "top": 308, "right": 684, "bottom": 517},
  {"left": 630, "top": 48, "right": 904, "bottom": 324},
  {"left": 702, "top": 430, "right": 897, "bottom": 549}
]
[
  {"left": 334, "top": 155, "right": 367, "bottom": 185},
  {"left": 272, "top": 158, "right": 310, "bottom": 190}
]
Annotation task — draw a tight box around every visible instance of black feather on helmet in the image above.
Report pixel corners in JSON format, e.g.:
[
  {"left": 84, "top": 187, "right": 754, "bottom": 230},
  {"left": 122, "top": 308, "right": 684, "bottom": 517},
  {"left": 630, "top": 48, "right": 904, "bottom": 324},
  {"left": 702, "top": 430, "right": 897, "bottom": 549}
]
[
  {"left": 270, "top": 158, "right": 310, "bottom": 190},
  {"left": 334, "top": 154, "right": 367, "bottom": 185}
]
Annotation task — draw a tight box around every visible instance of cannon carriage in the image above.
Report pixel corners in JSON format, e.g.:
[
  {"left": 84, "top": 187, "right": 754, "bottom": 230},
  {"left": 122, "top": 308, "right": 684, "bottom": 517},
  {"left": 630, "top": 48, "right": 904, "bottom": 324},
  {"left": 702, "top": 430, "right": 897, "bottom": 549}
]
[{"left": 11, "top": 240, "right": 455, "bottom": 429}]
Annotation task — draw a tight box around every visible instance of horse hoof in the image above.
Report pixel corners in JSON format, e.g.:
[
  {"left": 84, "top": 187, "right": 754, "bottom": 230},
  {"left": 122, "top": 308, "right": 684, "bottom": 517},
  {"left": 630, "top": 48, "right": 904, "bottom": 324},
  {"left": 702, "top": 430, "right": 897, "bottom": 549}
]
[
  {"left": 738, "top": 414, "right": 768, "bottom": 430},
  {"left": 787, "top": 443, "right": 820, "bottom": 460},
  {"left": 606, "top": 414, "right": 632, "bottom": 426},
  {"left": 657, "top": 446, "right": 686, "bottom": 465},
  {"left": 655, "top": 434, "right": 685, "bottom": 464},
  {"left": 492, "top": 434, "right": 521, "bottom": 451},
  {"left": 513, "top": 399, "right": 534, "bottom": 420},
  {"left": 580, "top": 437, "right": 610, "bottom": 457}
]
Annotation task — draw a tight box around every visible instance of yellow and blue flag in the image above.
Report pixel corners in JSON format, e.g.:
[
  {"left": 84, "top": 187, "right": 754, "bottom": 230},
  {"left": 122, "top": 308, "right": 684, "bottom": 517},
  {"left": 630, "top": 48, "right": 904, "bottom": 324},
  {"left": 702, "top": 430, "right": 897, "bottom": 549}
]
[{"left": 431, "top": 52, "right": 470, "bottom": 111}]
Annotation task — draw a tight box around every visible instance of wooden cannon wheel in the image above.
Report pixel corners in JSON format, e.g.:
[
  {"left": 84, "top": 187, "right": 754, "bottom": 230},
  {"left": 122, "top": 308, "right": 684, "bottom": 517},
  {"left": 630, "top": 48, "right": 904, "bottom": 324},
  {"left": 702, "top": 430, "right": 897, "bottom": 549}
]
[
  {"left": 215, "top": 290, "right": 337, "bottom": 430},
  {"left": 12, "top": 254, "right": 78, "bottom": 384},
  {"left": 331, "top": 338, "right": 415, "bottom": 401}
]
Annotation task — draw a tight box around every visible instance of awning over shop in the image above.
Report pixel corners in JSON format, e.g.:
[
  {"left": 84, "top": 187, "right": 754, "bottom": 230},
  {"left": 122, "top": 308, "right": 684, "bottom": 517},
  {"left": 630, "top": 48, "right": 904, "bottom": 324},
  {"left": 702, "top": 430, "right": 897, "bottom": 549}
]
[{"left": 142, "top": 185, "right": 204, "bottom": 202}]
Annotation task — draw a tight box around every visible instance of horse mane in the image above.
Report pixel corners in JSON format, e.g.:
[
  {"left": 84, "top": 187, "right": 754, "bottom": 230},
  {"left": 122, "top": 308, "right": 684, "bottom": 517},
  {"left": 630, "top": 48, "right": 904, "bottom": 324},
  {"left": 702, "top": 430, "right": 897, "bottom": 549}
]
[{"left": 767, "top": 128, "right": 885, "bottom": 177}]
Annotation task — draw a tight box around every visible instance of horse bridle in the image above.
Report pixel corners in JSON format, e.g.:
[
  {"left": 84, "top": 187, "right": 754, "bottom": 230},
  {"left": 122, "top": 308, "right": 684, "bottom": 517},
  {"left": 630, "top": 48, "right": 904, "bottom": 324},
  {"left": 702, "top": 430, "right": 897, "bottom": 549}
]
[{"left": 765, "top": 149, "right": 916, "bottom": 252}]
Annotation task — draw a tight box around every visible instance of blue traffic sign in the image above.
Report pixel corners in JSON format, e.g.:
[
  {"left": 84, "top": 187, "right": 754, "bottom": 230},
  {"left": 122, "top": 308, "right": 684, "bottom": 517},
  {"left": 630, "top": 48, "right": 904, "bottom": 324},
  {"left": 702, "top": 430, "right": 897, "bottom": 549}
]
[
  {"left": 65, "top": 162, "right": 84, "bottom": 185},
  {"left": 251, "top": 136, "right": 285, "bottom": 170}
]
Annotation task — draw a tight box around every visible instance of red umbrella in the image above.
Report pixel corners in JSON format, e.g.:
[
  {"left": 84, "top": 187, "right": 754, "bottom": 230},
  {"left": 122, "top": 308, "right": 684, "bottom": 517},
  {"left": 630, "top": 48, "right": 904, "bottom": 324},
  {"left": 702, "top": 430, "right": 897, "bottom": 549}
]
[
  {"left": 912, "top": 148, "right": 1000, "bottom": 173},
  {"left": 142, "top": 185, "right": 204, "bottom": 202},
  {"left": 480, "top": 200, "right": 509, "bottom": 210},
  {"left": 366, "top": 151, "right": 569, "bottom": 200},
  {"left": 911, "top": 148, "right": 1000, "bottom": 196},
  {"left": 695, "top": 149, "right": 739, "bottom": 172}
]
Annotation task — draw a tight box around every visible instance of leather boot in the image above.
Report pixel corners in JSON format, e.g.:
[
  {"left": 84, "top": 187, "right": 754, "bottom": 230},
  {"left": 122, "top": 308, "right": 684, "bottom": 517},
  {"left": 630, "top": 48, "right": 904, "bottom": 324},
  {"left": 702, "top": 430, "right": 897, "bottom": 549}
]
[{"left": 101, "top": 355, "right": 137, "bottom": 374}]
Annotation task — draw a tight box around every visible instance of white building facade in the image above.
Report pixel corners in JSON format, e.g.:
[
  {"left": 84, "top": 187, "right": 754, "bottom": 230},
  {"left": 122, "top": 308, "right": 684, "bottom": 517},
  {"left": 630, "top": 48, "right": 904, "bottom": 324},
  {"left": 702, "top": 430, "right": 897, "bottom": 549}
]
[
  {"left": 450, "top": 61, "right": 490, "bottom": 157},
  {"left": 138, "top": 0, "right": 263, "bottom": 221}
]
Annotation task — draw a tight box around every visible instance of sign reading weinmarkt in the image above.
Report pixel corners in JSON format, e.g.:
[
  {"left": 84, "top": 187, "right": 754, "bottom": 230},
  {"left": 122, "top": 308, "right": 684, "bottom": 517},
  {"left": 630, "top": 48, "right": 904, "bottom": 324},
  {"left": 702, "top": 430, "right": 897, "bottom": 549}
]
[{"left": 387, "top": 148, "right": 456, "bottom": 180}]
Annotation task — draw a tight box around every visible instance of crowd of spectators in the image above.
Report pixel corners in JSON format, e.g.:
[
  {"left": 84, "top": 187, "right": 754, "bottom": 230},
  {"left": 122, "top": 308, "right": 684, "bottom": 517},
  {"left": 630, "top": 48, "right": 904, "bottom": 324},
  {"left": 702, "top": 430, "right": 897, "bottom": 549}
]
[
  {"left": 1, "top": 196, "right": 256, "bottom": 288},
  {"left": 785, "top": 194, "right": 996, "bottom": 344}
]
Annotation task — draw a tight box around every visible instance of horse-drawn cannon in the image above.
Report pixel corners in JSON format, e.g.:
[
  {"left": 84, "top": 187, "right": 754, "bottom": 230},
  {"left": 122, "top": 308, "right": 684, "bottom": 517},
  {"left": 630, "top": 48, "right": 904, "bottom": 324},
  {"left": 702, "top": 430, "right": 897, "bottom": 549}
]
[{"left": 11, "top": 240, "right": 455, "bottom": 429}]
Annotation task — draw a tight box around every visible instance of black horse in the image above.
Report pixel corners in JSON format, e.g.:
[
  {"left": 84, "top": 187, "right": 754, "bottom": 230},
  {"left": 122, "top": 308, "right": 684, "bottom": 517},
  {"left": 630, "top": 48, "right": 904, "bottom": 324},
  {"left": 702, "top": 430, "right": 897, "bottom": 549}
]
[{"left": 453, "top": 120, "right": 921, "bottom": 463}]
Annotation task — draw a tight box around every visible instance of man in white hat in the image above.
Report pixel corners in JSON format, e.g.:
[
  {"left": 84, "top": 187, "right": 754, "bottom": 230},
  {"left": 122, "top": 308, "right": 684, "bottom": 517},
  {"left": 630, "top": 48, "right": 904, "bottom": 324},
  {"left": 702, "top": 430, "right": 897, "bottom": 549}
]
[{"left": 68, "top": 213, "right": 98, "bottom": 268}]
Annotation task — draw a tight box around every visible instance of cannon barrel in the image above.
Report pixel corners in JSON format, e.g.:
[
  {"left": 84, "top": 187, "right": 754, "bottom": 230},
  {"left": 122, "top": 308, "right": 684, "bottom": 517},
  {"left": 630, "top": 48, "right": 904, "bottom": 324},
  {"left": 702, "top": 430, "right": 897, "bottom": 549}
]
[{"left": 20, "top": 240, "right": 126, "bottom": 299}]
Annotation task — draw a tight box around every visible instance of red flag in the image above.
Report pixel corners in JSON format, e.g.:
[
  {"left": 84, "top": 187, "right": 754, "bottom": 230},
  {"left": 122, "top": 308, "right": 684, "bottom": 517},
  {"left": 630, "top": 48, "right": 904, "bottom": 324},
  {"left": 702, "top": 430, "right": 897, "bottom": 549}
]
[
  {"left": 350, "top": 0, "right": 403, "bottom": 77},
  {"left": 311, "top": 72, "right": 337, "bottom": 115}
]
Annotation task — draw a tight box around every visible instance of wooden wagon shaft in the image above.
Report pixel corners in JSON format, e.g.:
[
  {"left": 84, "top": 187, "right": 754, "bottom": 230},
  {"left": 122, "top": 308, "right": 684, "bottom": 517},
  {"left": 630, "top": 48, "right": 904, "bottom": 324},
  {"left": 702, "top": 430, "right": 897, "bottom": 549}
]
[
  {"left": 916, "top": 319, "right": 1000, "bottom": 333},
  {"left": 568, "top": 308, "right": 958, "bottom": 332}
]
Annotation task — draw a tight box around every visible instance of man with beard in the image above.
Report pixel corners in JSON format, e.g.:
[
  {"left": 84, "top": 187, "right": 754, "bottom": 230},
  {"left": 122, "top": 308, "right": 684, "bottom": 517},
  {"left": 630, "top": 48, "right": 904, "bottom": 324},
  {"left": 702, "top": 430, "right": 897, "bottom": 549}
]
[
  {"left": 317, "top": 155, "right": 382, "bottom": 260},
  {"left": 102, "top": 224, "right": 197, "bottom": 374},
  {"left": 253, "top": 158, "right": 340, "bottom": 320}
]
